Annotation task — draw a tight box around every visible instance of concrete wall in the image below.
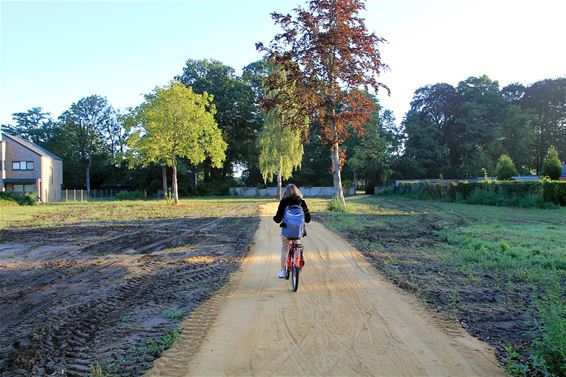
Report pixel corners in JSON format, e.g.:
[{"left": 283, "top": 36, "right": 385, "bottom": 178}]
[
  {"left": 0, "top": 140, "right": 5, "bottom": 189},
  {"left": 230, "top": 186, "right": 356, "bottom": 197},
  {"left": 40, "top": 156, "right": 63, "bottom": 202}
]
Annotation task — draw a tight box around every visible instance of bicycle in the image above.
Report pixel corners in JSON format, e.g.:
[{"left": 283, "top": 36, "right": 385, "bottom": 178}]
[{"left": 284, "top": 240, "right": 304, "bottom": 292}]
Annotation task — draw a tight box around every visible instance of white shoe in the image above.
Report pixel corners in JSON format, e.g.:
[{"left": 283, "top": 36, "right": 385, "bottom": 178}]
[{"left": 277, "top": 270, "right": 286, "bottom": 279}]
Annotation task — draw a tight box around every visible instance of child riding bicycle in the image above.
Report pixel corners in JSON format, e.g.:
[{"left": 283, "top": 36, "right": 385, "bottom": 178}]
[{"left": 273, "top": 184, "right": 311, "bottom": 278}]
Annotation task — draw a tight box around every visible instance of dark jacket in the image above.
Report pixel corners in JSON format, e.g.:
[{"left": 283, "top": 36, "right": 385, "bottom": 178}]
[{"left": 273, "top": 195, "right": 311, "bottom": 224}]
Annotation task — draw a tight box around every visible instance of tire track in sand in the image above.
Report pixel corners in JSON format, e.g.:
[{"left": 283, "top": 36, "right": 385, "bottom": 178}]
[{"left": 147, "top": 203, "right": 506, "bottom": 377}]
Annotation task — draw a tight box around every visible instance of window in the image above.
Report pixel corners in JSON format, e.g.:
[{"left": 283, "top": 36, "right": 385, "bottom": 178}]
[{"left": 11, "top": 161, "right": 35, "bottom": 170}]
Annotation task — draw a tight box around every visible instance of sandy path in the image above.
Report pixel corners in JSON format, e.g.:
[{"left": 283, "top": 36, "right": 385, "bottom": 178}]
[{"left": 148, "top": 203, "right": 505, "bottom": 376}]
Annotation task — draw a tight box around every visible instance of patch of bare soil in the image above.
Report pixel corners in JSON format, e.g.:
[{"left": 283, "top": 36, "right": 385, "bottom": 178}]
[
  {"left": 0, "top": 216, "right": 258, "bottom": 376},
  {"left": 319, "top": 213, "right": 530, "bottom": 364}
]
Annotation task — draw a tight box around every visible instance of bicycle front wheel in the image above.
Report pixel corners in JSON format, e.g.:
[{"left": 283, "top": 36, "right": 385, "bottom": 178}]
[{"left": 291, "top": 265, "right": 300, "bottom": 292}]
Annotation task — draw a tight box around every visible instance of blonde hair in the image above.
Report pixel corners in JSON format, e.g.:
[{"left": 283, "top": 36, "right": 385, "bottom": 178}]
[{"left": 282, "top": 184, "right": 303, "bottom": 199}]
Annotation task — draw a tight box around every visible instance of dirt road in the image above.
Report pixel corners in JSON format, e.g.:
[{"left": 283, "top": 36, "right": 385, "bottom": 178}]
[{"left": 149, "top": 203, "right": 505, "bottom": 376}]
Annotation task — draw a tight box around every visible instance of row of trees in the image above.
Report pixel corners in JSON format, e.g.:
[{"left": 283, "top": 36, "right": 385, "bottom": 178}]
[
  {"left": 3, "top": 98, "right": 129, "bottom": 192},
  {"left": 3, "top": 72, "right": 564, "bottom": 198},
  {"left": 3, "top": 0, "right": 392, "bottom": 203},
  {"left": 1, "top": 59, "right": 272, "bottom": 195},
  {"left": 495, "top": 147, "right": 563, "bottom": 180},
  {"left": 399, "top": 76, "right": 566, "bottom": 179},
  {"left": 2, "top": 1, "right": 564, "bottom": 202}
]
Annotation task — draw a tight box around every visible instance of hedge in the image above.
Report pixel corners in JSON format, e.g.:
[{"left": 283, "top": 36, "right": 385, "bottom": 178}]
[
  {"left": 0, "top": 192, "right": 37, "bottom": 206},
  {"left": 394, "top": 181, "right": 566, "bottom": 208}
]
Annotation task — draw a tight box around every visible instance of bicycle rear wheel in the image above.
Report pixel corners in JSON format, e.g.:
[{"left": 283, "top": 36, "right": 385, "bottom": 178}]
[{"left": 291, "top": 264, "right": 300, "bottom": 292}]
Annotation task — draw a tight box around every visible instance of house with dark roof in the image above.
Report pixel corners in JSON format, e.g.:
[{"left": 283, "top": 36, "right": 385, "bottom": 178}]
[{"left": 0, "top": 132, "right": 63, "bottom": 202}]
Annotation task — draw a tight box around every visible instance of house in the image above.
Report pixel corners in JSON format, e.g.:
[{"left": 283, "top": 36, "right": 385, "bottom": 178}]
[
  {"left": 562, "top": 163, "right": 566, "bottom": 181},
  {"left": 0, "top": 132, "right": 63, "bottom": 202}
]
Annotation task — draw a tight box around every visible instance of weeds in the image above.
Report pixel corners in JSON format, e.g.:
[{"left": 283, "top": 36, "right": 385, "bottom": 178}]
[
  {"left": 89, "top": 361, "right": 110, "bottom": 377},
  {"left": 527, "top": 277, "right": 566, "bottom": 376},
  {"left": 135, "top": 327, "right": 183, "bottom": 358},
  {"left": 163, "top": 308, "right": 183, "bottom": 320},
  {"left": 504, "top": 345, "right": 529, "bottom": 377},
  {"left": 327, "top": 196, "right": 348, "bottom": 213},
  {"left": 314, "top": 195, "right": 566, "bottom": 376},
  {"left": 115, "top": 190, "right": 145, "bottom": 200}
]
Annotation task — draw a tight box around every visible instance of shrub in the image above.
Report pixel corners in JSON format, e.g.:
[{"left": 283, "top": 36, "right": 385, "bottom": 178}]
[
  {"left": 528, "top": 278, "right": 566, "bottom": 376},
  {"left": 191, "top": 178, "right": 235, "bottom": 196},
  {"left": 0, "top": 192, "right": 36, "bottom": 206},
  {"left": 22, "top": 193, "right": 38, "bottom": 205},
  {"left": 327, "top": 196, "right": 348, "bottom": 212},
  {"left": 507, "top": 278, "right": 566, "bottom": 376},
  {"left": 541, "top": 146, "right": 562, "bottom": 180},
  {"left": 393, "top": 181, "right": 566, "bottom": 208},
  {"left": 116, "top": 190, "right": 145, "bottom": 200},
  {"left": 0, "top": 192, "right": 21, "bottom": 206},
  {"left": 496, "top": 154, "right": 518, "bottom": 180}
]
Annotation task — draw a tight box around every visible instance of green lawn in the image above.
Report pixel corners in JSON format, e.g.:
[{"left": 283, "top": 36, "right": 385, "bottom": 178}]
[
  {"left": 312, "top": 195, "right": 565, "bottom": 376},
  {"left": 0, "top": 197, "right": 272, "bottom": 229}
]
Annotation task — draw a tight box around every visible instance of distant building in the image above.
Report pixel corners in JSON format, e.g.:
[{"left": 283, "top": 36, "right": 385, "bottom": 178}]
[
  {"left": 562, "top": 163, "right": 566, "bottom": 181},
  {"left": 0, "top": 132, "right": 63, "bottom": 202}
]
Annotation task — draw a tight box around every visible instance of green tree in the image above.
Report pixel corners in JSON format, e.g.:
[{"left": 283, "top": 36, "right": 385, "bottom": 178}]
[
  {"left": 175, "top": 59, "right": 259, "bottom": 183},
  {"left": 541, "top": 146, "right": 562, "bottom": 180},
  {"left": 495, "top": 154, "right": 517, "bottom": 180},
  {"left": 257, "top": 64, "right": 307, "bottom": 198},
  {"left": 258, "top": 112, "right": 304, "bottom": 199},
  {"left": 123, "top": 107, "right": 169, "bottom": 199},
  {"left": 461, "top": 147, "right": 495, "bottom": 179},
  {"left": 498, "top": 103, "right": 534, "bottom": 174},
  {"left": 398, "top": 110, "right": 449, "bottom": 179},
  {"left": 241, "top": 60, "right": 273, "bottom": 186},
  {"left": 128, "top": 82, "right": 227, "bottom": 204},
  {"left": 522, "top": 78, "right": 566, "bottom": 173},
  {"left": 7, "top": 107, "right": 54, "bottom": 144},
  {"left": 59, "top": 95, "right": 114, "bottom": 194},
  {"left": 346, "top": 95, "right": 391, "bottom": 192}
]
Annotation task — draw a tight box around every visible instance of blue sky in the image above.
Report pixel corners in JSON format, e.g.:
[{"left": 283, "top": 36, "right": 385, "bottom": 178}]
[{"left": 1, "top": 0, "right": 565, "bottom": 126}]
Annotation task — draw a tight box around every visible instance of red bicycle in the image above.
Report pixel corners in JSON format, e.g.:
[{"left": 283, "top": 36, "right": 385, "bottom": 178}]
[{"left": 284, "top": 240, "right": 304, "bottom": 292}]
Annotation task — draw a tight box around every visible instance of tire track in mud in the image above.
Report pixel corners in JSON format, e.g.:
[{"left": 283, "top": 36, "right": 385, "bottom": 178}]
[{"left": 0, "top": 216, "right": 258, "bottom": 376}]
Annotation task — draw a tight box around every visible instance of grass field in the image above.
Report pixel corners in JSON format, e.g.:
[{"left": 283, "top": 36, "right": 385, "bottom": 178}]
[
  {"left": 312, "top": 195, "right": 565, "bottom": 376},
  {"left": 0, "top": 197, "right": 271, "bottom": 229}
]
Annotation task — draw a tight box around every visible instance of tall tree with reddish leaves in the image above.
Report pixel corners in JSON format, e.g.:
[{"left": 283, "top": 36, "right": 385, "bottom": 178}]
[{"left": 257, "top": 0, "right": 387, "bottom": 203}]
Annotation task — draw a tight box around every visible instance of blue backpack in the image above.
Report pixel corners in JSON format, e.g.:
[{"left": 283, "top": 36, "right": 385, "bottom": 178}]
[{"left": 282, "top": 205, "right": 305, "bottom": 239}]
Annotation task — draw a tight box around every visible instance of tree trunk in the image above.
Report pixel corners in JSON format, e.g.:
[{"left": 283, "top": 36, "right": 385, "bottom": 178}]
[
  {"left": 194, "top": 164, "right": 198, "bottom": 187},
  {"left": 162, "top": 165, "right": 168, "bottom": 199},
  {"left": 86, "top": 158, "right": 92, "bottom": 195},
  {"left": 330, "top": 143, "right": 345, "bottom": 204},
  {"left": 327, "top": 100, "right": 345, "bottom": 204},
  {"left": 277, "top": 164, "right": 282, "bottom": 200},
  {"left": 172, "top": 158, "right": 179, "bottom": 205},
  {"left": 352, "top": 167, "right": 357, "bottom": 193}
]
